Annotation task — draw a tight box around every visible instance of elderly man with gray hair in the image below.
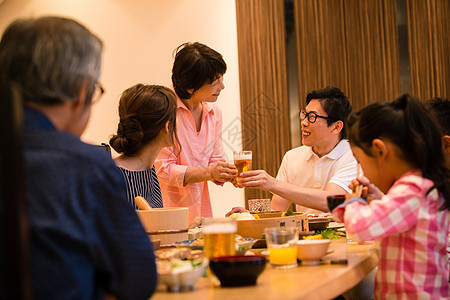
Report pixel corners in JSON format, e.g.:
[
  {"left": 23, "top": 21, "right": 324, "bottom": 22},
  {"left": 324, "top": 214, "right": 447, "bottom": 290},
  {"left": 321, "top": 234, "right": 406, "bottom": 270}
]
[{"left": 0, "top": 16, "right": 157, "bottom": 299}]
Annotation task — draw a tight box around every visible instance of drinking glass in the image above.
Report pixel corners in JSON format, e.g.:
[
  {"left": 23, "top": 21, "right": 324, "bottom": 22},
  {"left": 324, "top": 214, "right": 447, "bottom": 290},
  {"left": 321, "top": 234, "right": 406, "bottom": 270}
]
[
  {"left": 248, "top": 198, "right": 271, "bottom": 212},
  {"left": 233, "top": 151, "right": 252, "bottom": 180},
  {"left": 202, "top": 218, "right": 237, "bottom": 258},
  {"left": 264, "top": 227, "right": 298, "bottom": 269}
]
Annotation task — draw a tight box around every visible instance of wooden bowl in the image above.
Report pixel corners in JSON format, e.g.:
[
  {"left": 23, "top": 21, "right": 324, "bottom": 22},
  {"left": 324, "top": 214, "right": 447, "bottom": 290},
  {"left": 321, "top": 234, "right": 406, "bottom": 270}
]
[
  {"left": 236, "top": 212, "right": 308, "bottom": 239},
  {"left": 136, "top": 208, "right": 189, "bottom": 245}
]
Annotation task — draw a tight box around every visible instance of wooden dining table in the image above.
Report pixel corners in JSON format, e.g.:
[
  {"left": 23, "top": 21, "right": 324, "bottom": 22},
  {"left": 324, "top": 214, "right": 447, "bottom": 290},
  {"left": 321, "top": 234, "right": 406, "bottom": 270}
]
[{"left": 152, "top": 238, "right": 379, "bottom": 300}]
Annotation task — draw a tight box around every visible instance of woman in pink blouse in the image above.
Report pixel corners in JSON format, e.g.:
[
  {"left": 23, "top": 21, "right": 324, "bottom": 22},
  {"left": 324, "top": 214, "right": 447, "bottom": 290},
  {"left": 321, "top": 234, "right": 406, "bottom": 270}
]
[
  {"left": 333, "top": 95, "right": 449, "bottom": 299},
  {"left": 155, "top": 42, "right": 237, "bottom": 222}
]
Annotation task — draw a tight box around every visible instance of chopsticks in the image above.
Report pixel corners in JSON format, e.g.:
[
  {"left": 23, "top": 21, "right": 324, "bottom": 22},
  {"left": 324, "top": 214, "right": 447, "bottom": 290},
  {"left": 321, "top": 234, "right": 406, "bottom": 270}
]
[{"left": 355, "top": 164, "right": 363, "bottom": 197}]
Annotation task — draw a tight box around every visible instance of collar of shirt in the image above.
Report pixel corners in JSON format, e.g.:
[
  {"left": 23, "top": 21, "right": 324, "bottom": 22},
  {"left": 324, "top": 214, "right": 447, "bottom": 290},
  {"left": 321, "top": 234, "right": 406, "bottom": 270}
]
[
  {"left": 176, "top": 97, "right": 215, "bottom": 118},
  {"left": 24, "top": 105, "right": 56, "bottom": 132},
  {"left": 306, "top": 139, "right": 350, "bottom": 161}
]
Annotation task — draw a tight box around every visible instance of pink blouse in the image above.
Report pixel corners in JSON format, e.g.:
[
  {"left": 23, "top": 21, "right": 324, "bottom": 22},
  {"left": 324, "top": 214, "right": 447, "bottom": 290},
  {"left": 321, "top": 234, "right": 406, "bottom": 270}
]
[{"left": 155, "top": 98, "right": 225, "bottom": 222}]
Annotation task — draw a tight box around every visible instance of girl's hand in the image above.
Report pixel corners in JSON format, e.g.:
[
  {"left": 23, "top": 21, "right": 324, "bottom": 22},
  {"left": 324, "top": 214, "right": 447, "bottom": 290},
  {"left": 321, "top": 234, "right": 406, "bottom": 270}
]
[
  {"left": 210, "top": 161, "right": 237, "bottom": 182},
  {"left": 348, "top": 176, "right": 384, "bottom": 202},
  {"left": 236, "top": 170, "right": 276, "bottom": 192}
]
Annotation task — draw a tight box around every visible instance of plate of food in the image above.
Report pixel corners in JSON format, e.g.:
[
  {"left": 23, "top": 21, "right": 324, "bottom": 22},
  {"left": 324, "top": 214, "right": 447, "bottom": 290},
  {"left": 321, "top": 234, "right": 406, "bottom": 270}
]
[{"left": 155, "top": 247, "right": 208, "bottom": 292}]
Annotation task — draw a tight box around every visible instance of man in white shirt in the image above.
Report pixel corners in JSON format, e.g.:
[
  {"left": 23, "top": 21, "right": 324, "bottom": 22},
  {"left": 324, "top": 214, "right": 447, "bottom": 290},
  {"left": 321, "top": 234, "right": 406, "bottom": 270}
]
[{"left": 237, "top": 86, "right": 357, "bottom": 214}]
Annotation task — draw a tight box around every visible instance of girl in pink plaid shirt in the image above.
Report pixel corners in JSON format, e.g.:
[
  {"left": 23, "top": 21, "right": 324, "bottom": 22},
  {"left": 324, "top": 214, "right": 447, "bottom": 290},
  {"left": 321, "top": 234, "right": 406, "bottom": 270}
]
[{"left": 333, "top": 95, "right": 450, "bottom": 299}]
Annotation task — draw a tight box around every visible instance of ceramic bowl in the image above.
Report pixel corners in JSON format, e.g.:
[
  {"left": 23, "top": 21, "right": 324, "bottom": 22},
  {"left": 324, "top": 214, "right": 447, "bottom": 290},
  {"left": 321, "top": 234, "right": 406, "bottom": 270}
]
[
  {"left": 235, "top": 238, "right": 257, "bottom": 255},
  {"left": 209, "top": 255, "right": 266, "bottom": 287},
  {"left": 157, "top": 258, "right": 208, "bottom": 292},
  {"left": 296, "top": 239, "right": 331, "bottom": 265}
]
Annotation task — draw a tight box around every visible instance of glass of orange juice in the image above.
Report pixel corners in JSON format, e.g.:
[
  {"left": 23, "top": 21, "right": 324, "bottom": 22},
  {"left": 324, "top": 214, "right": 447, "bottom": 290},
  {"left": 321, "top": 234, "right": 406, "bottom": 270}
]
[{"left": 264, "top": 227, "right": 298, "bottom": 269}]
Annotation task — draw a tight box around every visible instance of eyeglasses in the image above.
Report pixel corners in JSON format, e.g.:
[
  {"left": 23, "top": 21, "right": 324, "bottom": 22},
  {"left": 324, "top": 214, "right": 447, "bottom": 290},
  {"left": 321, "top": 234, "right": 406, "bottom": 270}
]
[
  {"left": 299, "top": 110, "right": 335, "bottom": 123},
  {"left": 91, "top": 83, "right": 105, "bottom": 105}
]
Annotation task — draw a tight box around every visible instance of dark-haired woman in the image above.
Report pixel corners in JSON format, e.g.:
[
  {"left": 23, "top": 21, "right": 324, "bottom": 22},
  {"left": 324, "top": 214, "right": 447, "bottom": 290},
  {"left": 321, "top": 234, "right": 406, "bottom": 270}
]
[
  {"left": 332, "top": 95, "right": 449, "bottom": 298},
  {"left": 155, "top": 42, "right": 237, "bottom": 222},
  {"left": 110, "top": 84, "right": 178, "bottom": 209}
]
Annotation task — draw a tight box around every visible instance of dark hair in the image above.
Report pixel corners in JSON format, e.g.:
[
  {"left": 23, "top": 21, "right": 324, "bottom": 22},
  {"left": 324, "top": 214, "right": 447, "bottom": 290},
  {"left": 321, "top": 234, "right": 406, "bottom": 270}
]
[
  {"left": 306, "top": 86, "right": 352, "bottom": 139},
  {"left": 0, "top": 16, "right": 102, "bottom": 105},
  {"left": 171, "top": 42, "right": 226, "bottom": 99},
  {"left": 426, "top": 97, "right": 450, "bottom": 136},
  {"left": 110, "top": 84, "right": 179, "bottom": 157},
  {"left": 347, "top": 94, "right": 450, "bottom": 210}
]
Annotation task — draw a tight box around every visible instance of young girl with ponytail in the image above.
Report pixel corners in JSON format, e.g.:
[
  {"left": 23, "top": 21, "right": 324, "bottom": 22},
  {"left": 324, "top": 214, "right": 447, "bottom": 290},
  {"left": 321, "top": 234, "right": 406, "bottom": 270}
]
[{"left": 333, "top": 94, "right": 450, "bottom": 298}]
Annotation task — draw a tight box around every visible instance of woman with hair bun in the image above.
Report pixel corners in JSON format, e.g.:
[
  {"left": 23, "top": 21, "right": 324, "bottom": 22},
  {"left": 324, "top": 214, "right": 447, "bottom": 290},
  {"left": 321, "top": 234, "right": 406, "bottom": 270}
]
[{"left": 110, "top": 84, "right": 178, "bottom": 209}]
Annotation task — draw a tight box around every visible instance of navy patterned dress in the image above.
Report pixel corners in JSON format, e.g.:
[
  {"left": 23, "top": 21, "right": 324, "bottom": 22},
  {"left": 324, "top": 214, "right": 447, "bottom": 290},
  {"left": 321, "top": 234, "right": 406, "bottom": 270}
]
[{"left": 118, "top": 166, "right": 163, "bottom": 209}]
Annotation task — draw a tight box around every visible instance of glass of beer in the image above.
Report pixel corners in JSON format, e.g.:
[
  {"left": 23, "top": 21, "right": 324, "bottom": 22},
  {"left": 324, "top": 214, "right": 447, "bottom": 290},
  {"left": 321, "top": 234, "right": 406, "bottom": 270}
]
[
  {"left": 202, "top": 218, "right": 237, "bottom": 258},
  {"left": 233, "top": 150, "right": 252, "bottom": 180}
]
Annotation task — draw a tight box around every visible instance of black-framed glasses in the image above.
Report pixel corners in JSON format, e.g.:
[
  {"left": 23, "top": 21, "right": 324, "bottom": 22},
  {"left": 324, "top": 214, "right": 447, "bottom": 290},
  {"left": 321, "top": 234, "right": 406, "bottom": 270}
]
[
  {"left": 91, "top": 83, "right": 105, "bottom": 105},
  {"left": 299, "top": 110, "right": 334, "bottom": 123}
]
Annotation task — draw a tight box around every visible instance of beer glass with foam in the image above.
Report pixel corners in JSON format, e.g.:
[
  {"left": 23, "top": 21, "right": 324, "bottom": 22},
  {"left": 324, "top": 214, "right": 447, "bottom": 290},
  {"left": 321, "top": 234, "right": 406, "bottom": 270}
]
[
  {"left": 233, "top": 151, "right": 252, "bottom": 180},
  {"left": 202, "top": 218, "right": 237, "bottom": 258}
]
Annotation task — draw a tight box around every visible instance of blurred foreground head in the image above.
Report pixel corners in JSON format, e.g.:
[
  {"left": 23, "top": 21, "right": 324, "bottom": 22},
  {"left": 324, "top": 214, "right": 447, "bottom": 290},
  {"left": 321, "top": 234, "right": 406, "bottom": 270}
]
[
  {"left": 0, "top": 16, "right": 103, "bottom": 106},
  {"left": 426, "top": 97, "right": 450, "bottom": 168}
]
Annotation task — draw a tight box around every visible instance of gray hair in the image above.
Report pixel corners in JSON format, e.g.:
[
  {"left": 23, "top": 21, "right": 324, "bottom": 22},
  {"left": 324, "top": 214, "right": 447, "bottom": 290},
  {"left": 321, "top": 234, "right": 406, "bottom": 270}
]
[{"left": 0, "top": 16, "right": 103, "bottom": 105}]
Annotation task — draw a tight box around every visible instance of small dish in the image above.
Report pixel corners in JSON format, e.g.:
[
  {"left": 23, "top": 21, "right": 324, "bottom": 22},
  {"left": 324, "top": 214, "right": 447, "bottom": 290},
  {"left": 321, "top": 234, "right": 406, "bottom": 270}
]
[
  {"left": 235, "top": 238, "right": 257, "bottom": 255},
  {"left": 296, "top": 239, "right": 331, "bottom": 266},
  {"left": 157, "top": 258, "right": 208, "bottom": 292},
  {"left": 209, "top": 255, "right": 266, "bottom": 287}
]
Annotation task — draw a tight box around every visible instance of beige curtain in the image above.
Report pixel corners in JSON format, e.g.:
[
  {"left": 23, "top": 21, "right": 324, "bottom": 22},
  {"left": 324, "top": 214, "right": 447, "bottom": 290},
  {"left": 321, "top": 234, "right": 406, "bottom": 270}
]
[
  {"left": 294, "top": 0, "right": 400, "bottom": 110},
  {"left": 407, "top": 0, "right": 450, "bottom": 100},
  {"left": 235, "top": 0, "right": 291, "bottom": 204}
]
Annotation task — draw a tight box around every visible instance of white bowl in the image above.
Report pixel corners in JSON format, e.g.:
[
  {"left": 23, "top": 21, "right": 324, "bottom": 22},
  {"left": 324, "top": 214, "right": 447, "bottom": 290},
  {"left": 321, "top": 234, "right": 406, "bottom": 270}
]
[
  {"left": 158, "top": 258, "right": 208, "bottom": 292},
  {"left": 296, "top": 239, "right": 331, "bottom": 265}
]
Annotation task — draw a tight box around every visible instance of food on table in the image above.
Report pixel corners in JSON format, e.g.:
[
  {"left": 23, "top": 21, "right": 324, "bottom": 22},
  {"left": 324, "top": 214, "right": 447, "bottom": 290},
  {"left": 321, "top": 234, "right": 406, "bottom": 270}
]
[
  {"left": 228, "top": 212, "right": 256, "bottom": 220},
  {"left": 134, "top": 195, "right": 152, "bottom": 210},
  {"left": 188, "top": 226, "right": 202, "bottom": 239},
  {"left": 303, "top": 229, "right": 342, "bottom": 240},
  {"left": 156, "top": 258, "right": 204, "bottom": 274},
  {"left": 318, "top": 229, "right": 343, "bottom": 239},
  {"left": 304, "top": 234, "right": 323, "bottom": 240},
  {"left": 281, "top": 209, "right": 294, "bottom": 217},
  {"left": 155, "top": 248, "right": 206, "bottom": 274}
]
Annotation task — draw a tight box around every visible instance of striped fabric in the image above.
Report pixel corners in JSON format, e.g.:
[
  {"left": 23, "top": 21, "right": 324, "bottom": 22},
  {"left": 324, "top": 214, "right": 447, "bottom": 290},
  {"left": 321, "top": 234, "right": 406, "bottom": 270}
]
[
  {"left": 118, "top": 166, "right": 163, "bottom": 209},
  {"left": 334, "top": 169, "right": 449, "bottom": 299}
]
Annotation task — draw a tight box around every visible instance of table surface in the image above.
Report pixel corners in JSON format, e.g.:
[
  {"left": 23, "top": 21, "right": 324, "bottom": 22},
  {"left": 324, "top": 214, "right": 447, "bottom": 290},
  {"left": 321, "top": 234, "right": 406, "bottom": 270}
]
[{"left": 152, "top": 238, "right": 379, "bottom": 300}]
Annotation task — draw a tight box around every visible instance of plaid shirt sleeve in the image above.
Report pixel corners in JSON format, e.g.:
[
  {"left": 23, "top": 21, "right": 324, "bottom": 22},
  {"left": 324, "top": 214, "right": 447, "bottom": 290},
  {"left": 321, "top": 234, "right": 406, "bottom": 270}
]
[{"left": 334, "top": 174, "right": 423, "bottom": 241}]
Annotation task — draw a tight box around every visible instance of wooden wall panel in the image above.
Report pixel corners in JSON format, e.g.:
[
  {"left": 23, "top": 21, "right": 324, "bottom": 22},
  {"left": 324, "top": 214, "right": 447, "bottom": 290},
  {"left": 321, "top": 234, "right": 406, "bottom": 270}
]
[
  {"left": 294, "top": 0, "right": 400, "bottom": 111},
  {"left": 235, "top": 0, "right": 291, "bottom": 202},
  {"left": 407, "top": 0, "right": 450, "bottom": 100}
]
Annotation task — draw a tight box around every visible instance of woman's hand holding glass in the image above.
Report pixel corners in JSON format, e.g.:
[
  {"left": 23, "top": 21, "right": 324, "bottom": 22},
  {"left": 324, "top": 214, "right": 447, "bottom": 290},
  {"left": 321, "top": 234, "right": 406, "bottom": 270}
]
[{"left": 209, "top": 161, "right": 237, "bottom": 182}]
